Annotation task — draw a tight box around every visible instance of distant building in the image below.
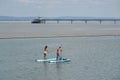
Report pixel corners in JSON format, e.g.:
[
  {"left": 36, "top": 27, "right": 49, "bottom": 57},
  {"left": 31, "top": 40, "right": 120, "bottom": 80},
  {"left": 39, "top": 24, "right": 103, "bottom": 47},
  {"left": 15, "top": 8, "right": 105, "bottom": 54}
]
[{"left": 31, "top": 17, "right": 44, "bottom": 23}]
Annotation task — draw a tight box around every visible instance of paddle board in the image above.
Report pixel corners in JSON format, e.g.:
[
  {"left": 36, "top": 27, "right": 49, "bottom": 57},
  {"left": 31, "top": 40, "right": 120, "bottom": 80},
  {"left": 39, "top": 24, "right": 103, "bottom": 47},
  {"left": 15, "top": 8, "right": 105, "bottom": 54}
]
[
  {"left": 49, "top": 59, "right": 71, "bottom": 63},
  {"left": 36, "top": 58, "right": 56, "bottom": 62}
]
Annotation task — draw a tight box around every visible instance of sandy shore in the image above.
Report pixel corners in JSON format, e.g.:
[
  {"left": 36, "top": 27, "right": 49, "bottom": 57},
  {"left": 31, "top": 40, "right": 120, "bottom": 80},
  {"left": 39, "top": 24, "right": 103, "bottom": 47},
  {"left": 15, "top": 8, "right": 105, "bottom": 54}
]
[{"left": 0, "top": 21, "right": 120, "bottom": 38}]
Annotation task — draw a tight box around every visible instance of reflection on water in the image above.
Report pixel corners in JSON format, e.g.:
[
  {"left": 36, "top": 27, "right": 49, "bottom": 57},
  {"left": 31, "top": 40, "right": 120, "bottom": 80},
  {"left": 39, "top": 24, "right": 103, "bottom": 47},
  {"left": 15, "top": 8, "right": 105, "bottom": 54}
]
[
  {"left": 56, "top": 63, "right": 62, "bottom": 80},
  {"left": 43, "top": 62, "right": 48, "bottom": 74},
  {"left": 43, "top": 62, "right": 49, "bottom": 80},
  {"left": 42, "top": 62, "right": 62, "bottom": 80}
]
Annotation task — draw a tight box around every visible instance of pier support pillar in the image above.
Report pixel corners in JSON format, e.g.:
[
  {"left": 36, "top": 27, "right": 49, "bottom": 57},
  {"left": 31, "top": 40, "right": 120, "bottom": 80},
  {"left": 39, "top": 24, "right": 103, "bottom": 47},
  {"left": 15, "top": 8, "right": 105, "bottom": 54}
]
[
  {"left": 57, "top": 20, "right": 59, "bottom": 24},
  {"left": 99, "top": 20, "right": 102, "bottom": 24},
  {"left": 114, "top": 20, "right": 116, "bottom": 24},
  {"left": 85, "top": 20, "right": 87, "bottom": 24},
  {"left": 71, "top": 20, "right": 73, "bottom": 24},
  {"left": 44, "top": 20, "right": 46, "bottom": 24}
]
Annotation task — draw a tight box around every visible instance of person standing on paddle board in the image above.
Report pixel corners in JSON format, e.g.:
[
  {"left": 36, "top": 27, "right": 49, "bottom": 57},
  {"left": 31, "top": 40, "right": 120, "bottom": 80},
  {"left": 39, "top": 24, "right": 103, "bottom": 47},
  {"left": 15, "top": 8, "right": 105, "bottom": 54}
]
[
  {"left": 44, "top": 45, "right": 48, "bottom": 59},
  {"left": 56, "top": 46, "right": 62, "bottom": 60}
]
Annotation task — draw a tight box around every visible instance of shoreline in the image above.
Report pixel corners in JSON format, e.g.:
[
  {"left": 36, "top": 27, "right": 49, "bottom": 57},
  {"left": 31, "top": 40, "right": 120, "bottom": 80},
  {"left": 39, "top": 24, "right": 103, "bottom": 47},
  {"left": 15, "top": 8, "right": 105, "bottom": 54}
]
[
  {"left": 0, "top": 35, "right": 120, "bottom": 39},
  {"left": 0, "top": 22, "right": 120, "bottom": 39},
  {"left": 0, "top": 31, "right": 120, "bottom": 39}
]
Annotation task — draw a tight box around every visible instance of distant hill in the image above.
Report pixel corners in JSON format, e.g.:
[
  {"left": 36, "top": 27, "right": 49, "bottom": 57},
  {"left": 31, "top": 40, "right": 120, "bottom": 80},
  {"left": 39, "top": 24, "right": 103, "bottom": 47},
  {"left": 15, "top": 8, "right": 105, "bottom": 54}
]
[
  {"left": 0, "top": 16, "right": 35, "bottom": 21},
  {"left": 0, "top": 16, "right": 120, "bottom": 21}
]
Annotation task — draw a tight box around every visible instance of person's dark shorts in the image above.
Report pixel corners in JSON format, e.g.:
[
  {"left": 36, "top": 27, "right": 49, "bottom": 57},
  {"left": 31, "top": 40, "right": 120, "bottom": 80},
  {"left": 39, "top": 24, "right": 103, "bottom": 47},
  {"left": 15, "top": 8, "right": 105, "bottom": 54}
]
[{"left": 57, "top": 53, "right": 60, "bottom": 57}]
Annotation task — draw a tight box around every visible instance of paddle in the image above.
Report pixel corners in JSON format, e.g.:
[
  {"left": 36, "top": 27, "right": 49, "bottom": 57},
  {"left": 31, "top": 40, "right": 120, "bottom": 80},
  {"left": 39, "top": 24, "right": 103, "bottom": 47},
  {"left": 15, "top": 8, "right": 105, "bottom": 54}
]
[{"left": 60, "top": 44, "right": 63, "bottom": 60}]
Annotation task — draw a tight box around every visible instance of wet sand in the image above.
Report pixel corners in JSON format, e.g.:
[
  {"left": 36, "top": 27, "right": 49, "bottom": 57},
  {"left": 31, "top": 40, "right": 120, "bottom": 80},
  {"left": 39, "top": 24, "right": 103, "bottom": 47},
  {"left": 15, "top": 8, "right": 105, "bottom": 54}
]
[{"left": 0, "top": 21, "right": 120, "bottom": 38}]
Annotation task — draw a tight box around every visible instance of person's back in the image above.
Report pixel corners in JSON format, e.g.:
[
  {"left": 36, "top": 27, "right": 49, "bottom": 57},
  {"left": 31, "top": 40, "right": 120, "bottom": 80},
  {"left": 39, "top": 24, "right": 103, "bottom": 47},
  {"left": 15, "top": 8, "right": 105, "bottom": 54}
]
[{"left": 56, "top": 47, "right": 62, "bottom": 60}]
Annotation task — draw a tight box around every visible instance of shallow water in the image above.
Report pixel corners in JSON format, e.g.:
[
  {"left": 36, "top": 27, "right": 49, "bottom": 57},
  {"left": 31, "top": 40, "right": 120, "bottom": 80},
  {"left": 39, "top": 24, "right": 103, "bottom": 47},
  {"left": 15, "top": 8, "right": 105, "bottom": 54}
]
[{"left": 0, "top": 36, "right": 120, "bottom": 80}]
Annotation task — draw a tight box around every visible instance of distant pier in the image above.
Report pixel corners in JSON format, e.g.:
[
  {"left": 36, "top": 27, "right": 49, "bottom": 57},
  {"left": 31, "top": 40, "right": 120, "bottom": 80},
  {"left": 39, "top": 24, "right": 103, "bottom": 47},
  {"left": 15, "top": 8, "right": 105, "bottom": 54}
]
[{"left": 32, "top": 18, "right": 120, "bottom": 24}]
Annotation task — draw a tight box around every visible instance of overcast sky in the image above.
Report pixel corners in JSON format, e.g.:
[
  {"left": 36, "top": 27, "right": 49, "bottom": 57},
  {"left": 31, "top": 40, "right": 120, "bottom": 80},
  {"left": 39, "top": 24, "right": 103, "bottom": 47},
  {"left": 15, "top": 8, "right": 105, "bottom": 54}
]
[{"left": 0, "top": 0, "right": 120, "bottom": 17}]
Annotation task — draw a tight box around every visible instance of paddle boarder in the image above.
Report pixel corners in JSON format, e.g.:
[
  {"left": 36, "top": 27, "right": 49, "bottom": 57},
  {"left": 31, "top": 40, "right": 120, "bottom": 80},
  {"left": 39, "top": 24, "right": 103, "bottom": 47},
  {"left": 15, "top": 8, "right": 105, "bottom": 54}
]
[
  {"left": 44, "top": 45, "right": 48, "bottom": 59},
  {"left": 56, "top": 46, "right": 62, "bottom": 60}
]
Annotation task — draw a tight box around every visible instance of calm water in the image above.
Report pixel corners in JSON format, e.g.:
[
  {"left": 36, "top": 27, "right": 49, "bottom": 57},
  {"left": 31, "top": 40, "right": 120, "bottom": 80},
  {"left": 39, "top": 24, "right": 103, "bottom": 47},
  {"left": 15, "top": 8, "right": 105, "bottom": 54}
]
[{"left": 0, "top": 36, "right": 120, "bottom": 80}]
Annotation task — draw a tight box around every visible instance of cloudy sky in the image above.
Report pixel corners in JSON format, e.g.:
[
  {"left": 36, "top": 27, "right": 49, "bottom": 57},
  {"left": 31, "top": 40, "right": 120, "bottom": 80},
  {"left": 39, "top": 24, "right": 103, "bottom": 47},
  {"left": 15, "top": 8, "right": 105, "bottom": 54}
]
[{"left": 0, "top": 0, "right": 120, "bottom": 17}]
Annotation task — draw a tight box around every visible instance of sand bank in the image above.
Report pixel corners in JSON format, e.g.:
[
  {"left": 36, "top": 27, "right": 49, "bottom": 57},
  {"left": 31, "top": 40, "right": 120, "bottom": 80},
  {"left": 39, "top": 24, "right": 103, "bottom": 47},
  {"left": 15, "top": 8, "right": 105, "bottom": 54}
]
[{"left": 0, "top": 22, "right": 120, "bottom": 38}]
